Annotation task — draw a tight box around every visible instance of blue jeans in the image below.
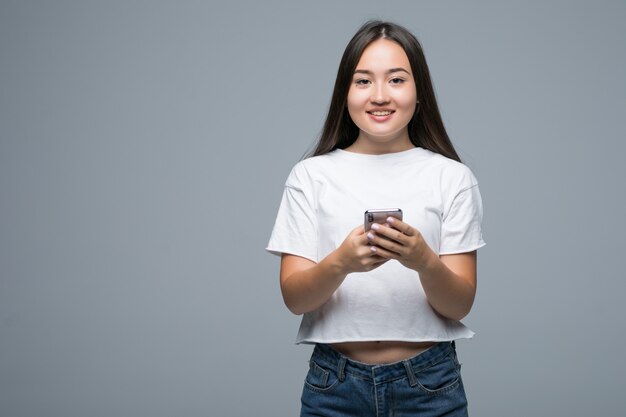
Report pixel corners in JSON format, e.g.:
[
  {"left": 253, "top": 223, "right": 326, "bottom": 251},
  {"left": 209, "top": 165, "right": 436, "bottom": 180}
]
[{"left": 301, "top": 341, "right": 468, "bottom": 417}]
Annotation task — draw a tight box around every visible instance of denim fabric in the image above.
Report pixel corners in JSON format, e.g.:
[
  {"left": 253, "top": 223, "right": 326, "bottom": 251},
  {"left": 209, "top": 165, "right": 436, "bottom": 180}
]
[{"left": 300, "top": 341, "right": 468, "bottom": 417}]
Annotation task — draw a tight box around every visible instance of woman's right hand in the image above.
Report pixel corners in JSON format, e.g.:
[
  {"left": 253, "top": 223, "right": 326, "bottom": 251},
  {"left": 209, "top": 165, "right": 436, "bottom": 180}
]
[
  {"left": 279, "top": 225, "right": 388, "bottom": 315},
  {"left": 334, "top": 225, "right": 388, "bottom": 274}
]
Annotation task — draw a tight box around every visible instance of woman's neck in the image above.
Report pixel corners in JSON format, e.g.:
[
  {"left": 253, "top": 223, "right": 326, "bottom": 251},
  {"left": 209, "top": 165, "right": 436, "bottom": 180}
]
[{"left": 344, "top": 134, "right": 414, "bottom": 155}]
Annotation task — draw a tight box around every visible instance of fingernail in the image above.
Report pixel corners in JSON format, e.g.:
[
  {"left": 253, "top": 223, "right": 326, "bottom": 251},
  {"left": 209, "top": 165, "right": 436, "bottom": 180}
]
[
  {"left": 367, "top": 232, "right": 375, "bottom": 240},
  {"left": 371, "top": 223, "right": 380, "bottom": 230},
  {"left": 386, "top": 217, "right": 395, "bottom": 223},
  {"left": 370, "top": 246, "right": 377, "bottom": 253}
]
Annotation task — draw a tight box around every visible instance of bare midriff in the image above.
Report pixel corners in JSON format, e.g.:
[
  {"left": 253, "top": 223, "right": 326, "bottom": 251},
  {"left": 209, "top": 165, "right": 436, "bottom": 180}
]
[{"left": 330, "top": 341, "right": 437, "bottom": 365}]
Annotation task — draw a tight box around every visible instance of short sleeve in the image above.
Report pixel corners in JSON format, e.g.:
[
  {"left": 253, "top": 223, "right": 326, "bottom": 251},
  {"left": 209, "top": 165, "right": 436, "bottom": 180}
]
[
  {"left": 266, "top": 164, "right": 318, "bottom": 262},
  {"left": 439, "top": 172, "right": 486, "bottom": 255}
]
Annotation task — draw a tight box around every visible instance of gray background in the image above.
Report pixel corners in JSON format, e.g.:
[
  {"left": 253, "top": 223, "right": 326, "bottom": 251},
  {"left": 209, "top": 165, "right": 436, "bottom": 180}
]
[{"left": 1, "top": 0, "right": 625, "bottom": 416}]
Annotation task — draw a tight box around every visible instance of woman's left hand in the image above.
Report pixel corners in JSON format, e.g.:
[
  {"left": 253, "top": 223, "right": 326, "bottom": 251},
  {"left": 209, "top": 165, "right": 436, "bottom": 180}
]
[{"left": 366, "top": 217, "right": 437, "bottom": 272}]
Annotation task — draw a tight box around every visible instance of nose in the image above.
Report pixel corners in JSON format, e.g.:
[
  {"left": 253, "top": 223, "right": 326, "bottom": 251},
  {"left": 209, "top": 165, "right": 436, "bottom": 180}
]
[{"left": 370, "top": 83, "right": 389, "bottom": 105}]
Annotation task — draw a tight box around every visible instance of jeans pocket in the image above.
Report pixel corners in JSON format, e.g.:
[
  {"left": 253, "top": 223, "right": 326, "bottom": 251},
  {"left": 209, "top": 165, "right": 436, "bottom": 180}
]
[
  {"left": 304, "top": 360, "right": 339, "bottom": 393},
  {"left": 414, "top": 353, "right": 462, "bottom": 396}
]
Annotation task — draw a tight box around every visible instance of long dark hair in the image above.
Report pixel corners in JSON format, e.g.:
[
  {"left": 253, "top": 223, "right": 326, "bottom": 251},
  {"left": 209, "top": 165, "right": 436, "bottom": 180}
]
[{"left": 309, "top": 20, "right": 461, "bottom": 162}]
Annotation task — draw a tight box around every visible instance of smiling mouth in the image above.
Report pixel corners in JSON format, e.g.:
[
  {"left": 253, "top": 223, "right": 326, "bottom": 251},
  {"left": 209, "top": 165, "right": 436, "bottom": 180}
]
[{"left": 367, "top": 110, "right": 395, "bottom": 116}]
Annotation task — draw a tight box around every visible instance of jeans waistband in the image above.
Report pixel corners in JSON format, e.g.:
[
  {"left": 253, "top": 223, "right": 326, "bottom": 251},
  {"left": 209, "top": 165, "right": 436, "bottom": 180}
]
[{"left": 311, "top": 341, "right": 456, "bottom": 386}]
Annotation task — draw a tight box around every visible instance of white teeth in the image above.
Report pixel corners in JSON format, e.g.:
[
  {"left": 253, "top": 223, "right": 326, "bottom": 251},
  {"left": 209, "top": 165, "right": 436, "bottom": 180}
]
[{"left": 370, "top": 111, "right": 392, "bottom": 116}]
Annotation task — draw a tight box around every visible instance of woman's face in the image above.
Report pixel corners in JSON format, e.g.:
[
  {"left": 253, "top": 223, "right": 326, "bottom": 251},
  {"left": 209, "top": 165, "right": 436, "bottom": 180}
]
[{"left": 347, "top": 39, "right": 417, "bottom": 151}]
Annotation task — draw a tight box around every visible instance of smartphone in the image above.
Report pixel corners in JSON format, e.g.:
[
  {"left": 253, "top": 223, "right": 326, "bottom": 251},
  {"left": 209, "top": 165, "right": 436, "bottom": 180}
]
[{"left": 364, "top": 208, "right": 403, "bottom": 231}]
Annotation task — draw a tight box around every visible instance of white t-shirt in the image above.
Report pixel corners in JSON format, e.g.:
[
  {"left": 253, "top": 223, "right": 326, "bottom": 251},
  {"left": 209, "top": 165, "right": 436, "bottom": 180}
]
[{"left": 266, "top": 147, "right": 486, "bottom": 344}]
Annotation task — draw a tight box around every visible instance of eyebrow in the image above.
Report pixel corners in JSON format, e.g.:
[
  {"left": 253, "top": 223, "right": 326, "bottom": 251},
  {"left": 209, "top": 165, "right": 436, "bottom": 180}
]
[{"left": 353, "top": 67, "right": 411, "bottom": 75}]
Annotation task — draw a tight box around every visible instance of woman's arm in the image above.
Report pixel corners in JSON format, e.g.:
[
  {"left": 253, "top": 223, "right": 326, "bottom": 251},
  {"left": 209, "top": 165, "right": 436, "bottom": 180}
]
[
  {"left": 279, "top": 225, "right": 388, "bottom": 315},
  {"left": 280, "top": 253, "right": 346, "bottom": 315},
  {"left": 418, "top": 251, "right": 477, "bottom": 321},
  {"left": 366, "top": 218, "right": 477, "bottom": 321}
]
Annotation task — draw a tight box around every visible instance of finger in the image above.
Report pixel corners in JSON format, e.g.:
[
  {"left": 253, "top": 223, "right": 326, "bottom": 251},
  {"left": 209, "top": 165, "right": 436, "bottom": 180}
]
[
  {"left": 351, "top": 225, "right": 366, "bottom": 235},
  {"left": 359, "top": 242, "right": 380, "bottom": 257},
  {"left": 367, "top": 229, "right": 390, "bottom": 246},
  {"left": 370, "top": 233, "right": 405, "bottom": 255},
  {"left": 386, "top": 217, "right": 415, "bottom": 237},
  {"left": 350, "top": 225, "right": 371, "bottom": 246},
  {"left": 359, "top": 231, "right": 374, "bottom": 246},
  {"left": 370, "top": 223, "right": 409, "bottom": 245},
  {"left": 365, "top": 252, "right": 387, "bottom": 263},
  {"left": 370, "top": 244, "right": 400, "bottom": 259},
  {"left": 370, "top": 259, "right": 388, "bottom": 269}
]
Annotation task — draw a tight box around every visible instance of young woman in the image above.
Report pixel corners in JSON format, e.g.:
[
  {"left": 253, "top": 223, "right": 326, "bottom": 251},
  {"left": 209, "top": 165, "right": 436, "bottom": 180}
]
[{"left": 267, "top": 20, "right": 485, "bottom": 416}]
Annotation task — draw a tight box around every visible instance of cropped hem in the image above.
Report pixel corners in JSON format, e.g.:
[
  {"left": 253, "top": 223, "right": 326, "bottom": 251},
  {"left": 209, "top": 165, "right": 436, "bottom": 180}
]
[{"left": 295, "top": 333, "right": 475, "bottom": 345}]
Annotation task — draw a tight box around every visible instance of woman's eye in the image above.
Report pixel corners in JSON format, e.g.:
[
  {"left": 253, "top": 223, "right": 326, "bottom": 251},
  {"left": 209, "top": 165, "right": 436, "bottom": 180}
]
[
  {"left": 355, "top": 79, "right": 371, "bottom": 86},
  {"left": 390, "top": 78, "right": 405, "bottom": 84}
]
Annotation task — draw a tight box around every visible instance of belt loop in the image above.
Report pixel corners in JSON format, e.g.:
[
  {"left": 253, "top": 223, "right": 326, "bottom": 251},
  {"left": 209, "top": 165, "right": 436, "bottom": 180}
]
[
  {"left": 337, "top": 356, "right": 346, "bottom": 382},
  {"left": 403, "top": 360, "right": 417, "bottom": 387}
]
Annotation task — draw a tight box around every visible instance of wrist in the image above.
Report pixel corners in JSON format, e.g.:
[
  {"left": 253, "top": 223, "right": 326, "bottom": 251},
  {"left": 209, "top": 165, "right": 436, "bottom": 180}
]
[
  {"left": 417, "top": 247, "right": 440, "bottom": 274},
  {"left": 322, "top": 249, "right": 350, "bottom": 278}
]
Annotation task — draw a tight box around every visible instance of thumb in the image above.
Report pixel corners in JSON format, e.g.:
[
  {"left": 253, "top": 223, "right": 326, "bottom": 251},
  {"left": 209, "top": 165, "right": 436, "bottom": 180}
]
[{"left": 351, "top": 225, "right": 366, "bottom": 236}]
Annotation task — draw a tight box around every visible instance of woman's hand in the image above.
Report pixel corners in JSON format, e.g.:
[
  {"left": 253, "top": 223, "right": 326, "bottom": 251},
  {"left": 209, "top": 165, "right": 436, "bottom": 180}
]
[
  {"left": 335, "top": 225, "right": 389, "bottom": 274},
  {"left": 279, "top": 224, "right": 388, "bottom": 315},
  {"left": 366, "top": 217, "right": 477, "bottom": 320},
  {"left": 281, "top": 221, "right": 476, "bottom": 319},
  {"left": 365, "top": 217, "right": 437, "bottom": 272}
]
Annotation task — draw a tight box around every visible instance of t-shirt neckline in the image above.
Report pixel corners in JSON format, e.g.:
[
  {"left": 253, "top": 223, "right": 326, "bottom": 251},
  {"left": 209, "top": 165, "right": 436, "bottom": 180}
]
[{"left": 332, "top": 146, "right": 426, "bottom": 161}]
